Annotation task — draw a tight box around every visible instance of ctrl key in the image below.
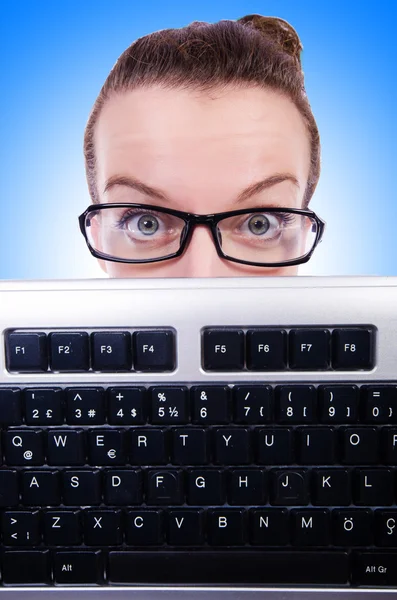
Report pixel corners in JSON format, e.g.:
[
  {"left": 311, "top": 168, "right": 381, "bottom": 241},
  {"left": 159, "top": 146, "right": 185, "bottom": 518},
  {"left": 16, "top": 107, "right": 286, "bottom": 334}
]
[
  {"left": 352, "top": 552, "right": 397, "bottom": 586},
  {"left": 2, "top": 551, "right": 51, "bottom": 584},
  {"left": 54, "top": 551, "right": 103, "bottom": 584}
]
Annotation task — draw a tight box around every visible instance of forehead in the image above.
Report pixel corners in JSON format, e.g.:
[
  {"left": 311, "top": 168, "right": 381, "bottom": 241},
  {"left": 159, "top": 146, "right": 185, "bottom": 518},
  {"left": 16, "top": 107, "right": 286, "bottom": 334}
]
[{"left": 94, "top": 85, "right": 311, "bottom": 202}]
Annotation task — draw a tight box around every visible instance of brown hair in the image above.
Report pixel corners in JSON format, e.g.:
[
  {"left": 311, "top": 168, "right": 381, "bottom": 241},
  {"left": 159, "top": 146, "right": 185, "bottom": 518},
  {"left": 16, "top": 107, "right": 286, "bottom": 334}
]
[{"left": 84, "top": 14, "right": 320, "bottom": 208}]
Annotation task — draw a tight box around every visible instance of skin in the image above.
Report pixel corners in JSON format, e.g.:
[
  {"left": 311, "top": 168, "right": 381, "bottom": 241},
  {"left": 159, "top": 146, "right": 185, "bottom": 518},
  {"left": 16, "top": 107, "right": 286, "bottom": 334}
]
[{"left": 92, "top": 85, "right": 312, "bottom": 277}]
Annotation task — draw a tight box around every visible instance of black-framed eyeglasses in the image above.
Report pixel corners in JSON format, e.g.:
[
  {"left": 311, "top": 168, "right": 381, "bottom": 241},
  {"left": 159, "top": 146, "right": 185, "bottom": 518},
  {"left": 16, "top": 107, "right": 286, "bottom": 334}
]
[{"left": 78, "top": 203, "right": 326, "bottom": 268}]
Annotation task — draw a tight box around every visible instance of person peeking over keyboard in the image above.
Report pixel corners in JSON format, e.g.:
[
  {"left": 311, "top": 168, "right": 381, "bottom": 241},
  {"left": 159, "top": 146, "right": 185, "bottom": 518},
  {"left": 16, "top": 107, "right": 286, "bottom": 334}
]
[{"left": 79, "top": 14, "right": 326, "bottom": 278}]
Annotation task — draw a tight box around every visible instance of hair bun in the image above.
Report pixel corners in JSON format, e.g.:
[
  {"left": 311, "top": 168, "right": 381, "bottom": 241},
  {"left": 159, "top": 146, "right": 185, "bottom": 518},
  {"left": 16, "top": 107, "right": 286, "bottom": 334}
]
[{"left": 237, "top": 14, "right": 303, "bottom": 69}]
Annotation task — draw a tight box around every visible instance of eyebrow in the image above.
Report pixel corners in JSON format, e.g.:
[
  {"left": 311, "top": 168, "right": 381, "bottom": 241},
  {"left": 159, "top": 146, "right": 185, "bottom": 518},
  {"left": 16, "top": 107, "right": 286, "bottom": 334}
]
[{"left": 103, "top": 173, "right": 300, "bottom": 205}]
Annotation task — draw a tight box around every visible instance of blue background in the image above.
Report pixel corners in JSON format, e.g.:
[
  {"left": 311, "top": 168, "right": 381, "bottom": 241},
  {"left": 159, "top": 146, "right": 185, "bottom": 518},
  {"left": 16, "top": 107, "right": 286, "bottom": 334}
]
[{"left": 1, "top": 0, "right": 396, "bottom": 279}]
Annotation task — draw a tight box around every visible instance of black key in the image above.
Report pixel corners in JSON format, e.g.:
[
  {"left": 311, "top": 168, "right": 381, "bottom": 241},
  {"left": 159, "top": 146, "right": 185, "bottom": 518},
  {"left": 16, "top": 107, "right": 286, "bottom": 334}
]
[
  {"left": 276, "top": 385, "right": 316, "bottom": 423},
  {"left": 130, "top": 429, "right": 167, "bottom": 465},
  {"left": 126, "top": 510, "right": 163, "bottom": 545},
  {"left": 88, "top": 429, "right": 126, "bottom": 465},
  {"left": 84, "top": 510, "right": 122, "bottom": 545},
  {"left": 0, "top": 470, "right": 19, "bottom": 507},
  {"left": 203, "top": 329, "right": 244, "bottom": 370},
  {"left": 49, "top": 331, "right": 89, "bottom": 371},
  {"left": 147, "top": 470, "right": 184, "bottom": 504},
  {"left": 172, "top": 428, "right": 208, "bottom": 465},
  {"left": 191, "top": 385, "right": 230, "bottom": 424},
  {"left": 297, "top": 427, "right": 336, "bottom": 465},
  {"left": 54, "top": 551, "right": 102, "bottom": 584},
  {"left": 47, "top": 429, "right": 86, "bottom": 465},
  {"left": 233, "top": 385, "right": 272, "bottom": 424},
  {"left": 352, "top": 552, "right": 397, "bottom": 586},
  {"left": 291, "top": 509, "right": 330, "bottom": 546},
  {"left": 229, "top": 469, "right": 266, "bottom": 505},
  {"left": 2, "top": 511, "right": 40, "bottom": 545},
  {"left": 4, "top": 429, "right": 44, "bottom": 465},
  {"left": 108, "top": 386, "right": 146, "bottom": 424},
  {"left": 24, "top": 387, "right": 63, "bottom": 425},
  {"left": 353, "top": 468, "right": 394, "bottom": 505},
  {"left": 289, "top": 329, "right": 330, "bottom": 369},
  {"left": 312, "top": 469, "right": 351, "bottom": 506},
  {"left": 383, "top": 427, "right": 397, "bottom": 464},
  {"left": 0, "top": 388, "right": 22, "bottom": 424},
  {"left": 250, "top": 509, "right": 289, "bottom": 546},
  {"left": 62, "top": 470, "right": 101, "bottom": 506},
  {"left": 214, "top": 428, "right": 250, "bottom": 464},
  {"left": 187, "top": 469, "right": 225, "bottom": 505},
  {"left": 256, "top": 428, "right": 293, "bottom": 464},
  {"left": 332, "top": 328, "right": 373, "bottom": 369},
  {"left": 341, "top": 427, "right": 379, "bottom": 464},
  {"left": 270, "top": 470, "right": 309, "bottom": 505},
  {"left": 246, "top": 329, "right": 287, "bottom": 370},
  {"left": 104, "top": 470, "right": 142, "bottom": 505},
  {"left": 208, "top": 509, "right": 245, "bottom": 545},
  {"left": 22, "top": 470, "right": 60, "bottom": 506},
  {"left": 133, "top": 330, "right": 175, "bottom": 371},
  {"left": 66, "top": 387, "right": 106, "bottom": 424},
  {"left": 44, "top": 510, "right": 81, "bottom": 545},
  {"left": 167, "top": 510, "right": 204, "bottom": 546},
  {"left": 6, "top": 332, "right": 48, "bottom": 372},
  {"left": 361, "top": 385, "right": 397, "bottom": 423},
  {"left": 2, "top": 550, "right": 50, "bottom": 583},
  {"left": 332, "top": 509, "right": 373, "bottom": 546},
  {"left": 91, "top": 331, "right": 132, "bottom": 371},
  {"left": 150, "top": 386, "right": 189, "bottom": 424},
  {"left": 108, "top": 551, "right": 349, "bottom": 584},
  {"left": 319, "top": 385, "right": 359, "bottom": 424},
  {"left": 374, "top": 510, "right": 397, "bottom": 547}
]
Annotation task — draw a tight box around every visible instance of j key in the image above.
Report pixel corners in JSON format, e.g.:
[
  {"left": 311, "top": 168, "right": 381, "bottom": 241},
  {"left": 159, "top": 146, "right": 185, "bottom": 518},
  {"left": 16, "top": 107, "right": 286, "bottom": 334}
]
[
  {"left": 167, "top": 510, "right": 205, "bottom": 546},
  {"left": 126, "top": 510, "right": 163, "bottom": 545},
  {"left": 332, "top": 509, "right": 373, "bottom": 546},
  {"left": 208, "top": 509, "right": 245, "bottom": 545},
  {"left": 297, "top": 428, "right": 336, "bottom": 464},
  {"left": 353, "top": 468, "right": 394, "bottom": 505},
  {"left": 361, "top": 385, "right": 397, "bottom": 423},
  {"left": 84, "top": 510, "right": 122, "bottom": 545},
  {"left": 2, "top": 511, "right": 40, "bottom": 545},
  {"left": 374, "top": 510, "right": 397, "bottom": 547},
  {"left": 312, "top": 469, "right": 351, "bottom": 506},
  {"left": 147, "top": 470, "right": 184, "bottom": 504},
  {"left": 187, "top": 470, "right": 225, "bottom": 505},
  {"left": 108, "top": 387, "right": 146, "bottom": 425},
  {"left": 44, "top": 511, "right": 81, "bottom": 545},
  {"left": 4, "top": 429, "right": 44, "bottom": 465},
  {"left": 191, "top": 386, "right": 230, "bottom": 425},
  {"left": 47, "top": 429, "right": 86, "bottom": 465},
  {"left": 256, "top": 428, "right": 294, "bottom": 464},
  {"left": 270, "top": 470, "right": 309, "bottom": 505},
  {"left": 228, "top": 469, "right": 266, "bottom": 505},
  {"left": 276, "top": 386, "right": 316, "bottom": 423},
  {"left": 214, "top": 428, "right": 250, "bottom": 464},
  {"left": 88, "top": 429, "right": 126, "bottom": 465},
  {"left": 0, "top": 470, "right": 19, "bottom": 507},
  {"left": 2, "top": 551, "right": 50, "bottom": 584},
  {"left": 0, "top": 388, "right": 22, "bottom": 425},
  {"left": 250, "top": 509, "right": 289, "bottom": 545},
  {"left": 22, "top": 470, "right": 61, "bottom": 506},
  {"left": 66, "top": 387, "right": 106, "bottom": 425},
  {"left": 291, "top": 509, "right": 330, "bottom": 546},
  {"left": 104, "top": 470, "right": 143, "bottom": 505},
  {"left": 319, "top": 385, "right": 359, "bottom": 424},
  {"left": 130, "top": 429, "right": 167, "bottom": 465},
  {"left": 150, "top": 386, "right": 189, "bottom": 424},
  {"left": 233, "top": 385, "right": 272, "bottom": 424},
  {"left": 24, "top": 387, "right": 63, "bottom": 424},
  {"left": 341, "top": 427, "right": 379, "bottom": 464},
  {"left": 172, "top": 428, "right": 208, "bottom": 464},
  {"left": 62, "top": 471, "right": 101, "bottom": 506},
  {"left": 54, "top": 551, "right": 102, "bottom": 584}
]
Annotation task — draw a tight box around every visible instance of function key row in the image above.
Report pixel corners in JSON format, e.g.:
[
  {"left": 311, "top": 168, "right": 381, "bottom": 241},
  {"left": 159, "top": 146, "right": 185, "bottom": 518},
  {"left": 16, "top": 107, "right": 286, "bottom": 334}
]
[
  {"left": 1, "top": 384, "right": 396, "bottom": 426},
  {"left": 203, "top": 327, "right": 374, "bottom": 371},
  {"left": 5, "top": 330, "right": 175, "bottom": 373}
]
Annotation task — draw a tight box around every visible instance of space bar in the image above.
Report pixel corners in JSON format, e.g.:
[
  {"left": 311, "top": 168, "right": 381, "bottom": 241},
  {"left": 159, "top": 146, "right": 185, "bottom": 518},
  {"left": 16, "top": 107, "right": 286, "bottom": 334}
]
[{"left": 108, "top": 551, "right": 349, "bottom": 584}]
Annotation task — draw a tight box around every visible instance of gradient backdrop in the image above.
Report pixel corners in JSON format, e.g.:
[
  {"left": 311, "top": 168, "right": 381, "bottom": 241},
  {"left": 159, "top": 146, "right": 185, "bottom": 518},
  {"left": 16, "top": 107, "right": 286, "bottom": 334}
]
[{"left": 1, "top": 0, "right": 396, "bottom": 279}]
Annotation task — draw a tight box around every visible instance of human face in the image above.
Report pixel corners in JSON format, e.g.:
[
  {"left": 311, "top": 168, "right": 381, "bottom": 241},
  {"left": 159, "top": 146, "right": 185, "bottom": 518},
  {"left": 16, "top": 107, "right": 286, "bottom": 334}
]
[{"left": 92, "top": 85, "right": 312, "bottom": 277}]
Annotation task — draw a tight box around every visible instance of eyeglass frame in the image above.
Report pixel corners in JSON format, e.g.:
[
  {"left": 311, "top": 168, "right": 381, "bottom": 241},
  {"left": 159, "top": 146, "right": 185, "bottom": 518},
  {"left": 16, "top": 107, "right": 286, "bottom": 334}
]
[{"left": 78, "top": 202, "right": 326, "bottom": 268}]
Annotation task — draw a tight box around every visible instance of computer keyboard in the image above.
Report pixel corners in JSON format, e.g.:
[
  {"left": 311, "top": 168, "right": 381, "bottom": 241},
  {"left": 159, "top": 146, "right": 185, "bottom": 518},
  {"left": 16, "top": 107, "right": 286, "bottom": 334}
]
[{"left": 0, "top": 275, "right": 396, "bottom": 597}]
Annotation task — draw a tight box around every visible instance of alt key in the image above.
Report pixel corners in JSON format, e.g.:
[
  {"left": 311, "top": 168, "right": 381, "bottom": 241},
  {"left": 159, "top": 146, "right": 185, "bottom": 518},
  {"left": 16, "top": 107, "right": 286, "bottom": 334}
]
[{"left": 54, "top": 551, "right": 103, "bottom": 584}]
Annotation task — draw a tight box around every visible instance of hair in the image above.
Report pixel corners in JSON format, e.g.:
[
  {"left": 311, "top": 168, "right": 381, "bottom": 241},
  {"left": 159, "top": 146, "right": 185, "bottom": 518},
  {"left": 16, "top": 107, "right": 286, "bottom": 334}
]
[{"left": 84, "top": 14, "right": 320, "bottom": 209}]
